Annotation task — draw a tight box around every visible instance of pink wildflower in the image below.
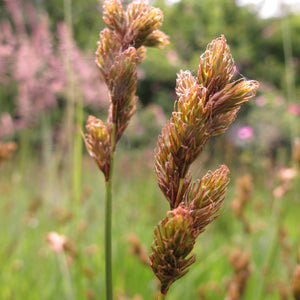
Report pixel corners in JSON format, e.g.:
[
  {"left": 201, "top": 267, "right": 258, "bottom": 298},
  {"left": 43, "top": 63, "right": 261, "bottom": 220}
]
[
  {"left": 255, "top": 96, "right": 267, "bottom": 107},
  {"left": 46, "top": 232, "right": 67, "bottom": 253},
  {"left": 278, "top": 168, "right": 296, "bottom": 182},
  {"left": 287, "top": 104, "right": 300, "bottom": 116},
  {"left": 0, "top": 113, "right": 15, "bottom": 138},
  {"left": 237, "top": 126, "right": 254, "bottom": 140}
]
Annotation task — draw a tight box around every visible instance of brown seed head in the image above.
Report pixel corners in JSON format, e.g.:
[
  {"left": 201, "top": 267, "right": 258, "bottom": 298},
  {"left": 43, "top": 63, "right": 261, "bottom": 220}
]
[
  {"left": 97, "top": 0, "right": 169, "bottom": 80},
  {"left": 187, "top": 165, "right": 230, "bottom": 233},
  {"left": 151, "top": 35, "right": 258, "bottom": 295},
  {"left": 84, "top": 115, "right": 111, "bottom": 180},
  {"left": 150, "top": 204, "right": 196, "bottom": 295},
  {"left": 155, "top": 36, "right": 258, "bottom": 209},
  {"left": 87, "top": 0, "right": 169, "bottom": 170}
]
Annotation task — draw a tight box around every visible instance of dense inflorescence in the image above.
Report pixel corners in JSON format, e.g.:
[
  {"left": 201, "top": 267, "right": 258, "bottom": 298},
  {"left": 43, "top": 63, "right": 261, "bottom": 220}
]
[
  {"left": 150, "top": 35, "right": 259, "bottom": 295},
  {"left": 84, "top": 0, "right": 168, "bottom": 180}
]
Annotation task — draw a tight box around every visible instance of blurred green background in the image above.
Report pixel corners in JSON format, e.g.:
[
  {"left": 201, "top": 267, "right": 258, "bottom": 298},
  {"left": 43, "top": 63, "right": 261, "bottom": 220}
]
[{"left": 0, "top": 0, "right": 300, "bottom": 299}]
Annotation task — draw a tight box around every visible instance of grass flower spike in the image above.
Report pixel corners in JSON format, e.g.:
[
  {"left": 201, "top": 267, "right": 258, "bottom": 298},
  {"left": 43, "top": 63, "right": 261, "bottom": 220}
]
[
  {"left": 84, "top": 115, "right": 111, "bottom": 181},
  {"left": 83, "top": 1, "right": 168, "bottom": 299},
  {"left": 150, "top": 35, "right": 259, "bottom": 297},
  {"left": 85, "top": 0, "right": 169, "bottom": 178}
]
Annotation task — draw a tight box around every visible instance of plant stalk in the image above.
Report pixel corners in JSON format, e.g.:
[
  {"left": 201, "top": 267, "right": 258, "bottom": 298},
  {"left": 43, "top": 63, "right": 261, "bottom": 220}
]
[
  {"left": 104, "top": 123, "right": 116, "bottom": 300},
  {"left": 105, "top": 177, "right": 113, "bottom": 300},
  {"left": 58, "top": 251, "right": 74, "bottom": 300},
  {"left": 282, "top": 16, "right": 297, "bottom": 145},
  {"left": 158, "top": 293, "right": 166, "bottom": 300},
  {"left": 73, "top": 95, "right": 83, "bottom": 217}
]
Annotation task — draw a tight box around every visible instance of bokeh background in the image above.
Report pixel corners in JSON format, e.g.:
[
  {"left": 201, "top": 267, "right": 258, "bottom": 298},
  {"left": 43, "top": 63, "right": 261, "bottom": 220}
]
[{"left": 1, "top": 0, "right": 300, "bottom": 299}]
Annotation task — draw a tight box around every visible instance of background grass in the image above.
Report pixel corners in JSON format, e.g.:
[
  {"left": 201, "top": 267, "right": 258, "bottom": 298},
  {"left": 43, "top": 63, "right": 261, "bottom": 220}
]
[{"left": 0, "top": 144, "right": 299, "bottom": 300}]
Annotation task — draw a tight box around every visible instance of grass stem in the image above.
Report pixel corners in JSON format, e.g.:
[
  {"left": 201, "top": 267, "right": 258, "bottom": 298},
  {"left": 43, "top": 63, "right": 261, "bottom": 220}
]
[
  {"left": 104, "top": 123, "right": 116, "bottom": 300},
  {"left": 58, "top": 251, "right": 74, "bottom": 300},
  {"left": 158, "top": 293, "right": 166, "bottom": 300},
  {"left": 105, "top": 177, "right": 113, "bottom": 300},
  {"left": 282, "top": 16, "right": 297, "bottom": 145},
  {"left": 73, "top": 96, "right": 83, "bottom": 217}
]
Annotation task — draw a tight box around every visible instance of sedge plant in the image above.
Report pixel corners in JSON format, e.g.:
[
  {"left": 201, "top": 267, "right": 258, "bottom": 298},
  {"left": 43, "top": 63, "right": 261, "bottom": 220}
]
[
  {"left": 83, "top": 1, "right": 168, "bottom": 299},
  {"left": 149, "top": 35, "right": 259, "bottom": 298}
]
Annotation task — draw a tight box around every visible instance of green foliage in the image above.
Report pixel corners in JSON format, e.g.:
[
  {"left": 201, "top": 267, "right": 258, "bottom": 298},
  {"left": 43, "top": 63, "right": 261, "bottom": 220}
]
[{"left": 0, "top": 151, "right": 299, "bottom": 299}]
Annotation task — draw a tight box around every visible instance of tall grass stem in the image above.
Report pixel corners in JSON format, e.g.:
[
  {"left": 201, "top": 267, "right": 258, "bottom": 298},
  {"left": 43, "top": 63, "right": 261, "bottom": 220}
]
[
  {"left": 63, "top": 0, "right": 75, "bottom": 183},
  {"left": 282, "top": 16, "right": 297, "bottom": 145},
  {"left": 104, "top": 123, "right": 116, "bottom": 300},
  {"left": 105, "top": 170, "right": 113, "bottom": 300},
  {"left": 252, "top": 196, "right": 282, "bottom": 300},
  {"left": 158, "top": 293, "right": 166, "bottom": 300},
  {"left": 73, "top": 96, "right": 83, "bottom": 217},
  {"left": 58, "top": 251, "right": 74, "bottom": 300}
]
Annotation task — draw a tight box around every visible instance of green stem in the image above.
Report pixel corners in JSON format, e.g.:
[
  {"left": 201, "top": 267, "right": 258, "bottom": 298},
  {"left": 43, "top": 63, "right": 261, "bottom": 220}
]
[
  {"left": 62, "top": 0, "right": 75, "bottom": 183},
  {"left": 104, "top": 123, "right": 116, "bottom": 300},
  {"left": 252, "top": 196, "right": 282, "bottom": 300},
  {"left": 158, "top": 293, "right": 166, "bottom": 300},
  {"left": 58, "top": 251, "right": 74, "bottom": 300},
  {"left": 73, "top": 95, "right": 83, "bottom": 217},
  {"left": 282, "top": 16, "right": 297, "bottom": 145},
  {"left": 105, "top": 177, "right": 113, "bottom": 300}
]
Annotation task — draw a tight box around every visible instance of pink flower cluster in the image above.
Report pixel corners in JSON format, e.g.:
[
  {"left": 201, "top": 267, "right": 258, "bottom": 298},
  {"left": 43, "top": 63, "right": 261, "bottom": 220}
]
[
  {"left": 0, "top": 0, "right": 108, "bottom": 137},
  {"left": 46, "top": 232, "right": 67, "bottom": 253},
  {"left": 287, "top": 103, "right": 300, "bottom": 116},
  {"left": 237, "top": 126, "right": 254, "bottom": 140}
]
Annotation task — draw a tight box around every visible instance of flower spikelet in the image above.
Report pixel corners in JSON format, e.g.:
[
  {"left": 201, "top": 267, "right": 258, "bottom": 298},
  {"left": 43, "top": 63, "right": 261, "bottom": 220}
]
[
  {"left": 197, "top": 35, "right": 235, "bottom": 94},
  {"left": 150, "top": 35, "right": 258, "bottom": 295},
  {"left": 98, "top": 0, "right": 169, "bottom": 77},
  {"left": 197, "top": 35, "right": 259, "bottom": 136},
  {"left": 126, "top": 0, "right": 169, "bottom": 48},
  {"left": 103, "top": 0, "right": 125, "bottom": 34},
  {"left": 187, "top": 165, "right": 230, "bottom": 233},
  {"left": 150, "top": 167, "right": 230, "bottom": 294},
  {"left": 154, "top": 120, "right": 194, "bottom": 208},
  {"left": 107, "top": 47, "right": 139, "bottom": 145},
  {"left": 95, "top": 29, "right": 122, "bottom": 81},
  {"left": 84, "top": 115, "right": 111, "bottom": 181},
  {"left": 86, "top": 0, "right": 168, "bottom": 175},
  {"left": 154, "top": 35, "right": 258, "bottom": 208},
  {"left": 150, "top": 204, "right": 197, "bottom": 295}
]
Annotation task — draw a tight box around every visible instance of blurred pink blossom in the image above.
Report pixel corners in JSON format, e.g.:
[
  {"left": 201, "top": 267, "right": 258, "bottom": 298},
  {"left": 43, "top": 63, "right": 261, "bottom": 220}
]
[
  {"left": 0, "top": 113, "right": 15, "bottom": 138},
  {"left": 278, "top": 168, "right": 296, "bottom": 182},
  {"left": 287, "top": 104, "right": 300, "bottom": 116},
  {"left": 0, "top": 1, "right": 108, "bottom": 136},
  {"left": 57, "top": 23, "right": 108, "bottom": 107},
  {"left": 255, "top": 96, "right": 267, "bottom": 107},
  {"left": 46, "top": 232, "right": 67, "bottom": 253},
  {"left": 274, "top": 96, "right": 285, "bottom": 106},
  {"left": 166, "top": 50, "right": 179, "bottom": 66},
  {"left": 237, "top": 126, "right": 253, "bottom": 140},
  {"left": 147, "top": 104, "right": 166, "bottom": 126}
]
